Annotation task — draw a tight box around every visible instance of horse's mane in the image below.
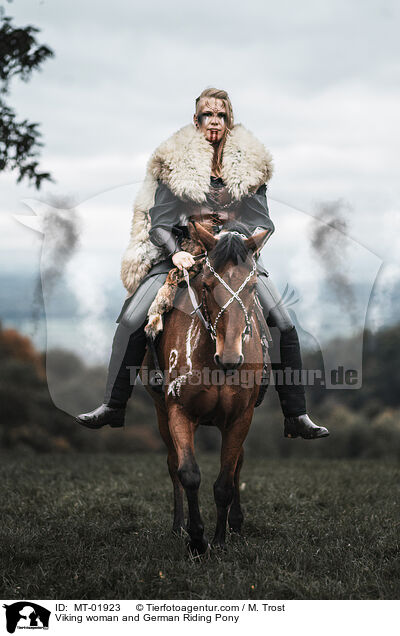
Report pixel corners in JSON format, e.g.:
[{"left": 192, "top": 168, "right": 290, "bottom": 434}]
[{"left": 210, "top": 221, "right": 252, "bottom": 269}]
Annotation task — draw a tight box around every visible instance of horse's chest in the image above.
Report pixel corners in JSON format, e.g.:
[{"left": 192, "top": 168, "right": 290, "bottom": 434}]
[
  {"left": 164, "top": 316, "right": 255, "bottom": 421},
  {"left": 168, "top": 371, "right": 251, "bottom": 421}
]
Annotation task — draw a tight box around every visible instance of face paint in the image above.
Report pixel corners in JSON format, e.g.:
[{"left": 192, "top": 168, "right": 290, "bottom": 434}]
[
  {"left": 197, "top": 112, "right": 227, "bottom": 126},
  {"left": 195, "top": 98, "right": 228, "bottom": 144}
]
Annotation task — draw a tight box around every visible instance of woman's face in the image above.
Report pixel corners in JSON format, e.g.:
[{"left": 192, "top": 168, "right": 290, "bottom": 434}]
[{"left": 194, "top": 97, "right": 227, "bottom": 144}]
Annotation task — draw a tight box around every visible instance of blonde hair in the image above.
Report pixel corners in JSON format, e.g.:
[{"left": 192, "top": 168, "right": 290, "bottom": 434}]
[{"left": 195, "top": 87, "right": 234, "bottom": 177}]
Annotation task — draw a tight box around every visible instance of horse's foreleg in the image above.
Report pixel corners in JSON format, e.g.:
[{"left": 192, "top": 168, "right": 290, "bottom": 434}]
[
  {"left": 213, "top": 415, "right": 252, "bottom": 548},
  {"left": 228, "top": 446, "right": 244, "bottom": 533},
  {"left": 167, "top": 451, "right": 185, "bottom": 534},
  {"left": 156, "top": 404, "right": 184, "bottom": 534},
  {"left": 168, "top": 404, "right": 208, "bottom": 555}
]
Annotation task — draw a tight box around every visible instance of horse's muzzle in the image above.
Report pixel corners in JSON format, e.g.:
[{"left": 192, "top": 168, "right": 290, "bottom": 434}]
[{"left": 214, "top": 352, "right": 244, "bottom": 370}]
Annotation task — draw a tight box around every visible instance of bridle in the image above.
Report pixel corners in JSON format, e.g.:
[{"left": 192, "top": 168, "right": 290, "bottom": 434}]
[
  {"left": 183, "top": 244, "right": 257, "bottom": 344},
  {"left": 202, "top": 255, "right": 256, "bottom": 342}
]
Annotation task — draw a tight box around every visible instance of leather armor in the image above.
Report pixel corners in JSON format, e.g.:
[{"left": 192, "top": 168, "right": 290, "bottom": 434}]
[
  {"left": 149, "top": 176, "right": 275, "bottom": 257},
  {"left": 184, "top": 181, "right": 242, "bottom": 231}
]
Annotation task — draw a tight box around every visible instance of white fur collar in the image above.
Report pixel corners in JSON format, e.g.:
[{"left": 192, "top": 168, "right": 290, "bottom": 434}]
[
  {"left": 121, "top": 123, "right": 274, "bottom": 295},
  {"left": 147, "top": 123, "right": 274, "bottom": 202}
]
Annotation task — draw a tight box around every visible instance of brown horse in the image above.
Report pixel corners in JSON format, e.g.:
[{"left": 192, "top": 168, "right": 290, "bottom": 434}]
[{"left": 144, "top": 222, "right": 269, "bottom": 553}]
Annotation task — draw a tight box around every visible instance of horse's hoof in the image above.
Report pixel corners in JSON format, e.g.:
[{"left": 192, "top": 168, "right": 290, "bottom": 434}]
[
  {"left": 211, "top": 538, "right": 227, "bottom": 551},
  {"left": 228, "top": 514, "right": 244, "bottom": 534},
  {"left": 228, "top": 524, "right": 243, "bottom": 534},
  {"left": 229, "top": 531, "right": 244, "bottom": 545},
  {"left": 187, "top": 537, "right": 210, "bottom": 558}
]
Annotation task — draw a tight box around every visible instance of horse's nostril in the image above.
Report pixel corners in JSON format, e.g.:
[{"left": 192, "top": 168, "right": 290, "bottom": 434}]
[
  {"left": 214, "top": 353, "right": 221, "bottom": 367},
  {"left": 238, "top": 353, "right": 244, "bottom": 366}
]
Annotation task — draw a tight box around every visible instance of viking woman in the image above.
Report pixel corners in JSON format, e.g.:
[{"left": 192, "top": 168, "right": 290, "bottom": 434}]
[{"left": 76, "top": 88, "right": 329, "bottom": 440}]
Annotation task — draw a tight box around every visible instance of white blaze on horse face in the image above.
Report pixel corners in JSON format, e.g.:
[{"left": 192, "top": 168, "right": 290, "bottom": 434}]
[{"left": 216, "top": 310, "right": 244, "bottom": 361}]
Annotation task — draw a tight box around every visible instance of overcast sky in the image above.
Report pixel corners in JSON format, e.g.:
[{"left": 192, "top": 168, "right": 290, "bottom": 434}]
[{"left": 1, "top": 0, "right": 399, "bottom": 342}]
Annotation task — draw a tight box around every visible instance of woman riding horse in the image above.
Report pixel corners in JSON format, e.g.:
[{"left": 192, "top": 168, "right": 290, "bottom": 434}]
[{"left": 76, "top": 87, "right": 329, "bottom": 440}]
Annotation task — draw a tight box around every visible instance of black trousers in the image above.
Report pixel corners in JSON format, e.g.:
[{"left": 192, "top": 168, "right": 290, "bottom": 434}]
[{"left": 104, "top": 266, "right": 306, "bottom": 417}]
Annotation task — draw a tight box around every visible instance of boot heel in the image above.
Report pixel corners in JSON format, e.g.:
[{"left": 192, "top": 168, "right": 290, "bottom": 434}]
[
  {"left": 284, "top": 427, "right": 299, "bottom": 439},
  {"left": 110, "top": 421, "right": 124, "bottom": 428}
]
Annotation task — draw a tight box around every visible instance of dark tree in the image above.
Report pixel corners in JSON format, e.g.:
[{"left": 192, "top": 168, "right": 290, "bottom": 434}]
[{"left": 0, "top": 2, "right": 54, "bottom": 188}]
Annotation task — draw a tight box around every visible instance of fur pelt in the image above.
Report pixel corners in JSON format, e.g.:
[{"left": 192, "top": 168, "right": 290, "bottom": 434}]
[
  {"left": 145, "top": 234, "right": 205, "bottom": 339},
  {"left": 120, "top": 123, "right": 274, "bottom": 295}
]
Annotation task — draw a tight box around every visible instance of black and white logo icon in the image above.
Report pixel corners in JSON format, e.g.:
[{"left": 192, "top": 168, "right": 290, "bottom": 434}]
[{"left": 3, "top": 602, "right": 51, "bottom": 633}]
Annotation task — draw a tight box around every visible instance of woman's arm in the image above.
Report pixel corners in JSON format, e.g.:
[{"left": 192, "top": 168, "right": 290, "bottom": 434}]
[
  {"left": 149, "top": 181, "right": 195, "bottom": 269},
  {"left": 148, "top": 181, "right": 183, "bottom": 256},
  {"left": 240, "top": 183, "right": 275, "bottom": 244}
]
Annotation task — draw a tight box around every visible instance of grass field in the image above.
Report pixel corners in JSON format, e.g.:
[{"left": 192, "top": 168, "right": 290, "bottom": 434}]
[{"left": 0, "top": 453, "right": 398, "bottom": 600}]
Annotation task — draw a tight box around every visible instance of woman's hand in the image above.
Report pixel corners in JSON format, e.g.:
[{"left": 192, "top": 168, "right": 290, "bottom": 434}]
[{"left": 172, "top": 251, "right": 196, "bottom": 271}]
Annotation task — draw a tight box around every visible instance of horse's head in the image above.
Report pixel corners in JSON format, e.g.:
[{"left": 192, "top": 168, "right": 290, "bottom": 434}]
[{"left": 192, "top": 221, "right": 268, "bottom": 370}]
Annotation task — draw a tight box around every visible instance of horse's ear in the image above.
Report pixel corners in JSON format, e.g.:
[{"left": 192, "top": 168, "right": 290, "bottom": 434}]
[
  {"left": 243, "top": 229, "right": 269, "bottom": 254},
  {"left": 190, "top": 221, "right": 218, "bottom": 251}
]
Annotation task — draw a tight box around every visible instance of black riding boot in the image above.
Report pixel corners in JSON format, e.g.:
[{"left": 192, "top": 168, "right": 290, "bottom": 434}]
[
  {"left": 273, "top": 325, "right": 306, "bottom": 417},
  {"left": 257, "top": 273, "right": 328, "bottom": 439},
  {"left": 76, "top": 322, "right": 147, "bottom": 429},
  {"left": 272, "top": 325, "right": 329, "bottom": 440}
]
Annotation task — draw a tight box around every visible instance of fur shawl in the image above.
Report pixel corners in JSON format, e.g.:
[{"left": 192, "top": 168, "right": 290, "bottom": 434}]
[{"left": 121, "top": 123, "right": 274, "bottom": 295}]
